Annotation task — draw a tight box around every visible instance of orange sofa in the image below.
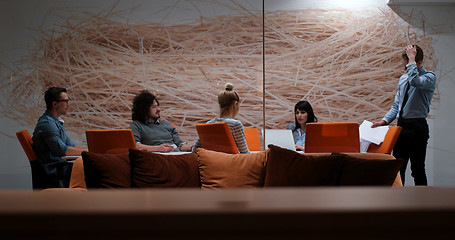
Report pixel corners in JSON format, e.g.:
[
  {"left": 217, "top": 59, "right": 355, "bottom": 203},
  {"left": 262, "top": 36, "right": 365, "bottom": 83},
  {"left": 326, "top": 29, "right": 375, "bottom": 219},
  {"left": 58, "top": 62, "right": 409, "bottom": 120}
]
[{"left": 68, "top": 144, "right": 403, "bottom": 190}]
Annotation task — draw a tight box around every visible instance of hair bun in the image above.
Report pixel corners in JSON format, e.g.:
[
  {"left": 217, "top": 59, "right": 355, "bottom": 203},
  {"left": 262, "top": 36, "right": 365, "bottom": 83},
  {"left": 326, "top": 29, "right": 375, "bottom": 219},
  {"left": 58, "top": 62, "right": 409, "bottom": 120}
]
[{"left": 225, "top": 83, "right": 234, "bottom": 91}]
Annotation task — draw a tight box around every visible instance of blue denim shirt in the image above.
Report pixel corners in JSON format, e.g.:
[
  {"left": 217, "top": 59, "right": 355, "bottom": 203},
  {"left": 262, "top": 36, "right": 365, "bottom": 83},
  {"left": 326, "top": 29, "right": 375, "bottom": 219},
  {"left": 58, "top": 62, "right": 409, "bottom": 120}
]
[
  {"left": 32, "top": 111, "right": 75, "bottom": 175},
  {"left": 383, "top": 63, "right": 436, "bottom": 123},
  {"left": 295, "top": 128, "right": 305, "bottom": 147},
  {"left": 287, "top": 123, "right": 305, "bottom": 146}
]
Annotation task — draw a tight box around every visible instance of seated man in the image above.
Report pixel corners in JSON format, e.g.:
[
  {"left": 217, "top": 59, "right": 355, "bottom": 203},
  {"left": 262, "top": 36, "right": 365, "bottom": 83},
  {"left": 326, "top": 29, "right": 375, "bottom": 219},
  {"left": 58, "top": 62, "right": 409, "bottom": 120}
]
[
  {"left": 130, "top": 90, "right": 192, "bottom": 153},
  {"left": 32, "top": 87, "right": 87, "bottom": 188}
]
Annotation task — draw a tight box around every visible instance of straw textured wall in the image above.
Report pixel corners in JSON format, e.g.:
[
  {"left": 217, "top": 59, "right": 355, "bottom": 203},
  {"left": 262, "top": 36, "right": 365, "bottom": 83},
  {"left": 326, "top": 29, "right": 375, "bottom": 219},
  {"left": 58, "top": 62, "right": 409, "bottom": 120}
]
[{"left": 1, "top": 7, "right": 436, "bottom": 143}]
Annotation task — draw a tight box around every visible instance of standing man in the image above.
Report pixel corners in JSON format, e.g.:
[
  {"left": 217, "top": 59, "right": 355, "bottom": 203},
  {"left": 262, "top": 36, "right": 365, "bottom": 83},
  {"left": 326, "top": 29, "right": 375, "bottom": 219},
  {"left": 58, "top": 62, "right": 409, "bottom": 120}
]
[
  {"left": 130, "top": 90, "right": 192, "bottom": 152},
  {"left": 32, "top": 87, "right": 87, "bottom": 188},
  {"left": 372, "top": 45, "right": 436, "bottom": 186}
]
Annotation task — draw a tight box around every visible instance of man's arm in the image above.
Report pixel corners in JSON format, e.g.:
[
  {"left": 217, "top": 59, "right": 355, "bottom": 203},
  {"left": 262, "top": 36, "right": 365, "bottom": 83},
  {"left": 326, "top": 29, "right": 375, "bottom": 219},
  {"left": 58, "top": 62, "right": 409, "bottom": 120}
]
[
  {"left": 405, "top": 45, "right": 436, "bottom": 89},
  {"left": 39, "top": 122, "right": 75, "bottom": 157},
  {"left": 130, "top": 121, "right": 142, "bottom": 146},
  {"left": 170, "top": 126, "right": 185, "bottom": 148},
  {"left": 374, "top": 89, "right": 400, "bottom": 127},
  {"left": 137, "top": 143, "right": 174, "bottom": 153},
  {"left": 406, "top": 63, "right": 436, "bottom": 90},
  {"left": 168, "top": 124, "right": 193, "bottom": 151},
  {"left": 65, "top": 146, "right": 87, "bottom": 156},
  {"left": 372, "top": 120, "right": 388, "bottom": 128},
  {"left": 130, "top": 121, "right": 174, "bottom": 153},
  {"left": 179, "top": 144, "right": 192, "bottom": 152},
  {"left": 372, "top": 75, "right": 403, "bottom": 127}
]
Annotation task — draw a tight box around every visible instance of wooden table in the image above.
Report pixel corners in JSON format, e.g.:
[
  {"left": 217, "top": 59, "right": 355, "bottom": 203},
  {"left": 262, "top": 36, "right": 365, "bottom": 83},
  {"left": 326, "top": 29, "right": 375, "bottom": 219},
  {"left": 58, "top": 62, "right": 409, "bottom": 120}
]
[{"left": 1, "top": 187, "right": 455, "bottom": 239}]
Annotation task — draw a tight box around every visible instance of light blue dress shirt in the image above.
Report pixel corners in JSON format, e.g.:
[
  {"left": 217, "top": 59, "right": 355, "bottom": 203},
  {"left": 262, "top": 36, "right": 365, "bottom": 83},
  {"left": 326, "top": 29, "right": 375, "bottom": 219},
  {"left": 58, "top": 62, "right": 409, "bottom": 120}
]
[
  {"left": 383, "top": 62, "right": 436, "bottom": 123},
  {"left": 287, "top": 123, "right": 305, "bottom": 146},
  {"left": 295, "top": 128, "right": 305, "bottom": 147}
]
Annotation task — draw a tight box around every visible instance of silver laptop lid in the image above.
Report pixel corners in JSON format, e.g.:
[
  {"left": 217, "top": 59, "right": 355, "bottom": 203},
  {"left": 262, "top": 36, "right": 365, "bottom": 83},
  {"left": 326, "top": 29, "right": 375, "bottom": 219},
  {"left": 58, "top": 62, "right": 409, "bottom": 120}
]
[{"left": 264, "top": 129, "right": 296, "bottom": 151}]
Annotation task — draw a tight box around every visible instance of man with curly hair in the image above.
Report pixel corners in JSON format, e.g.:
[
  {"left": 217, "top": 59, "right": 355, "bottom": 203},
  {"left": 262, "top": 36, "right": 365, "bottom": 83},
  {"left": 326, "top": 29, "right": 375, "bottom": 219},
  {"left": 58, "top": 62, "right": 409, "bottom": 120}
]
[{"left": 130, "top": 90, "right": 192, "bottom": 153}]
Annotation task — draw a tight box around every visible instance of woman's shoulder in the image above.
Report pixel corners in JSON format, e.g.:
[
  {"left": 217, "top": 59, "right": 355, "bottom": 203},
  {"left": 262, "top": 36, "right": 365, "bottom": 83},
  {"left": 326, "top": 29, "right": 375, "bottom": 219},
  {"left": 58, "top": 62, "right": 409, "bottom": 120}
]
[
  {"left": 287, "top": 123, "right": 296, "bottom": 130},
  {"left": 209, "top": 117, "right": 241, "bottom": 124},
  {"left": 206, "top": 117, "right": 218, "bottom": 124},
  {"left": 223, "top": 118, "right": 243, "bottom": 126}
]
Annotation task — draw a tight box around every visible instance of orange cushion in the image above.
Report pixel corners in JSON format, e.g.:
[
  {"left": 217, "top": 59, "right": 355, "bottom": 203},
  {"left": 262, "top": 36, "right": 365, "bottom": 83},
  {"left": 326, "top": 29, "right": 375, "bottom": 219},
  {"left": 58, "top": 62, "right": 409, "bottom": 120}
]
[
  {"left": 197, "top": 148, "right": 269, "bottom": 189},
  {"left": 69, "top": 157, "right": 87, "bottom": 189}
]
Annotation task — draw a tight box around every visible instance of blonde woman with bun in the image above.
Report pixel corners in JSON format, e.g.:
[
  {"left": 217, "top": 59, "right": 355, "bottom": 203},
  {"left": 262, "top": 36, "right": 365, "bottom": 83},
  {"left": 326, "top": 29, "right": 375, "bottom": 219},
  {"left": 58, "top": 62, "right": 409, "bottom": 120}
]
[{"left": 192, "top": 83, "right": 250, "bottom": 154}]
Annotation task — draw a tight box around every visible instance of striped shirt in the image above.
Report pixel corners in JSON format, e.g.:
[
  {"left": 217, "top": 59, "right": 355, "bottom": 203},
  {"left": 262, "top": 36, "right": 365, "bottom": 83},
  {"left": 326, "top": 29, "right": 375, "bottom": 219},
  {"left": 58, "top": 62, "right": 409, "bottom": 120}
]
[{"left": 192, "top": 117, "right": 250, "bottom": 154}]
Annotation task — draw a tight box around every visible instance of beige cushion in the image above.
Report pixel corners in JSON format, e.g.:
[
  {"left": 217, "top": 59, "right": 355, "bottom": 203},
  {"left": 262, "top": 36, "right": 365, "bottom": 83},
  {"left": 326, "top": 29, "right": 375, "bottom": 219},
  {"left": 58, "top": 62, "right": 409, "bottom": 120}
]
[
  {"left": 197, "top": 148, "right": 269, "bottom": 189},
  {"left": 69, "top": 157, "right": 87, "bottom": 189}
]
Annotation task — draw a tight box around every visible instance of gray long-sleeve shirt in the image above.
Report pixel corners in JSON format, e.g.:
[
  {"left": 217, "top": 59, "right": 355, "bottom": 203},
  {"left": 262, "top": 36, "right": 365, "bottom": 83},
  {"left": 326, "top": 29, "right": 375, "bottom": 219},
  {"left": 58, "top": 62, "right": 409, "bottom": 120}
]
[{"left": 130, "top": 120, "right": 184, "bottom": 152}]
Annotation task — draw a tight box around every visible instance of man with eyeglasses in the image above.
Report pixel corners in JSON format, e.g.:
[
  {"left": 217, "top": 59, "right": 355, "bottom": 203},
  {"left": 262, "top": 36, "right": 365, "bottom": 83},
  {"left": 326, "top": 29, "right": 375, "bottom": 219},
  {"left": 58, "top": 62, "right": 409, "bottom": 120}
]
[{"left": 32, "top": 87, "right": 87, "bottom": 188}]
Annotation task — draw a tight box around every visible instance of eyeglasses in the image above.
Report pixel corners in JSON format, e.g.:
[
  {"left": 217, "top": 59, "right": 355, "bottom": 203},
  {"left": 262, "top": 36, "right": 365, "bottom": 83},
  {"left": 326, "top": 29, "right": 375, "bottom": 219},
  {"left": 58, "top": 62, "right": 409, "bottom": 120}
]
[{"left": 57, "top": 99, "right": 69, "bottom": 103}]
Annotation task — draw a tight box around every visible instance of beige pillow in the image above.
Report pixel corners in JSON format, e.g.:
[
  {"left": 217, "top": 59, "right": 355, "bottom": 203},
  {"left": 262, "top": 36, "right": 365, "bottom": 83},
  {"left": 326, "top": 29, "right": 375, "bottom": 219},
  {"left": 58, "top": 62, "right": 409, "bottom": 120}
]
[
  {"left": 196, "top": 148, "right": 269, "bottom": 189},
  {"left": 69, "top": 157, "right": 87, "bottom": 189}
]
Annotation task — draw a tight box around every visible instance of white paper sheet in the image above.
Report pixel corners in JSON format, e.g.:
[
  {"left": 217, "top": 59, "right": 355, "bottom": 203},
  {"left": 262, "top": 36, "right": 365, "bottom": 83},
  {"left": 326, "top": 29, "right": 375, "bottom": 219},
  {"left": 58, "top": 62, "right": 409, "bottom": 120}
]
[{"left": 359, "top": 120, "right": 389, "bottom": 145}]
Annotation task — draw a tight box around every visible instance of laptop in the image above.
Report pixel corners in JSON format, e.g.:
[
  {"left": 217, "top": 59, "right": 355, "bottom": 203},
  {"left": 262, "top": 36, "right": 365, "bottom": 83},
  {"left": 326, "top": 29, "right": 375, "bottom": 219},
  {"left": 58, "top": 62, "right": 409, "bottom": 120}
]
[{"left": 264, "top": 129, "right": 296, "bottom": 151}]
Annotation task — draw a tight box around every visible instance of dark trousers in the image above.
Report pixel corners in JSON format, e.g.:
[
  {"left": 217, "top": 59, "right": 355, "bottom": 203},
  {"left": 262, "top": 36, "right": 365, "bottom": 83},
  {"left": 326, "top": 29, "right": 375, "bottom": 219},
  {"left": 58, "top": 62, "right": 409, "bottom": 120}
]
[
  {"left": 45, "top": 162, "right": 73, "bottom": 188},
  {"left": 393, "top": 119, "right": 429, "bottom": 186}
]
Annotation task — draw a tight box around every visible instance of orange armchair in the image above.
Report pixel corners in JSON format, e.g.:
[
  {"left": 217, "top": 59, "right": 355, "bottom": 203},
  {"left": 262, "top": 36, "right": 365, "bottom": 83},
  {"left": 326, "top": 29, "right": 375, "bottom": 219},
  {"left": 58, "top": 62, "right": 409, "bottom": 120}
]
[
  {"left": 86, "top": 129, "right": 137, "bottom": 154},
  {"left": 196, "top": 122, "right": 239, "bottom": 154},
  {"left": 16, "top": 129, "right": 67, "bottom": 189},
  {"left": 305, "top": 122, "right": 360, "bottom": 153},
  {"left": 244, "top": 127, "right": 261, "bottom": 151},
  {"left": 16, "top": 129, "right": 44, "bottom": 189},
  {"left": 367, "top": 126, "right": 402, "bottom": 154}
]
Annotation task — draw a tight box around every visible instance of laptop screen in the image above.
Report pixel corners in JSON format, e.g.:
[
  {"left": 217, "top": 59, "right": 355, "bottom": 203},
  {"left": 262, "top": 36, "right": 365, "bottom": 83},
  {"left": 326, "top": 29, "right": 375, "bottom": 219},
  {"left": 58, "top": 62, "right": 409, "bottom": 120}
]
[{"left": 264, "top": 129, "right": 296, "bottom": 151}]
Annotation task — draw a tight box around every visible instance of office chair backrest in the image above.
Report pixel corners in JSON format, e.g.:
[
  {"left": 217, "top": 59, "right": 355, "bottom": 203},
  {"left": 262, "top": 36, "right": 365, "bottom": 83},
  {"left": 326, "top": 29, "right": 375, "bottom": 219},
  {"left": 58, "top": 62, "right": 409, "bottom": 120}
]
[
  {"left": 305, "top": 122, "right": 360, "bottom": 153},
  {"left": 196, "top": 122, "right": 239, "bottom": 154},
  {"left": 367, "top": 126, "right": 402, "bottom": 154},
  {"left": 86, "top": 129, "right": 137, "bottom": 154},
  {"left": 16, "top": 129, "right": 53, "bottom": 189},
  {"left": 16, "top": 130, "right": 38, "bottom": 162},
  {"left": 244, "top": 127, "right": 261, "bottom": 151}
]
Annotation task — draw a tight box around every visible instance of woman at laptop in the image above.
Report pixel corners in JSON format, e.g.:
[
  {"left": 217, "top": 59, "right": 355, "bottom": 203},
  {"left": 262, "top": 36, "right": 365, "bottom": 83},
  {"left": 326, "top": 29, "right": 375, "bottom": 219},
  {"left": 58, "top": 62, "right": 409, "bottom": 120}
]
[
  {"left": 192, "top": 83, "right": 250, "bottom": 154},
  {"left": 287, "top": 101, "right": 318, "bottom": 151}
]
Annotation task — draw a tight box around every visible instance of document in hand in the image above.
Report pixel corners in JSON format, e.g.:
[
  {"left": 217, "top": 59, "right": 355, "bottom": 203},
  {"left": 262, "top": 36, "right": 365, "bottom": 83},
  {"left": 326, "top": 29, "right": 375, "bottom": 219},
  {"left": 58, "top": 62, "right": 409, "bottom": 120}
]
[{"left": 359, "top": 120, "right": 389, "bottom": 145}]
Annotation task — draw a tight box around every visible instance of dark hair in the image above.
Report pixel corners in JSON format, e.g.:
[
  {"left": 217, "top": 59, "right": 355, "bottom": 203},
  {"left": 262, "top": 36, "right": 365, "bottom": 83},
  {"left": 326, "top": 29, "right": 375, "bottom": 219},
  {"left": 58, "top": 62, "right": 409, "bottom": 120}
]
[
  {"left": 294, "top": 101, "right": 317, "bottom": 130},
  {"left": 131, "top": 90, "right": 159, "bottom": 123},
  {"left": 402, "top": 45, "right": 424, "bottom": 63},
  {"left": 44, "top": 87, "right": 67, "bottom": 110}
]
